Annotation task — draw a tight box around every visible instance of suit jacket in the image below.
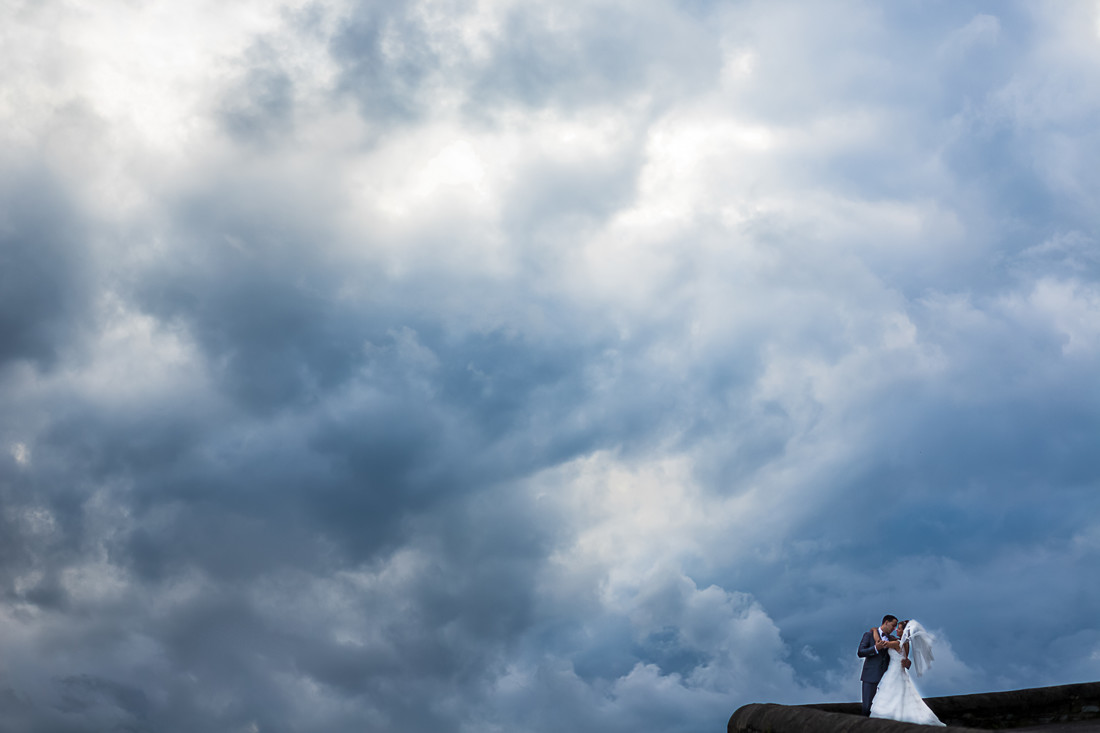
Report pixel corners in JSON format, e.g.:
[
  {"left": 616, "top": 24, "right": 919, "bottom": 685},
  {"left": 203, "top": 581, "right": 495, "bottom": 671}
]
[{"left": 858, "top": 629, "right": 892, "bottom": 683}]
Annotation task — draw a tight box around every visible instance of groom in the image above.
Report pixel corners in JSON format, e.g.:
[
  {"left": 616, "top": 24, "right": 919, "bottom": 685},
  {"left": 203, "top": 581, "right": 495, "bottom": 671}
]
[{"left": 858, "top": 615, "right": 898, "bottom": 716}]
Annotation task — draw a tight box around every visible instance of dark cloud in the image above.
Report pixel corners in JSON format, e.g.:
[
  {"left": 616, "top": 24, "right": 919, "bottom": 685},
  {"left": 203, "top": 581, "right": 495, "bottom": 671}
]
[
  {"left": 328, "top": 3, "right": 440, "bottom": 123},
  {"left": 220, "top": 50, "right": 297, "bottom": 143},
  {"left": 0, "top": 165, "right": 93, "bottom": 369}
]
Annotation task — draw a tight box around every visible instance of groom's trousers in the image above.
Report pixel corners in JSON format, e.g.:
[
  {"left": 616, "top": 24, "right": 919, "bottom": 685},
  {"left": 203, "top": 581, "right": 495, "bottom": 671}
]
[{"left": 861, "top": 681, "right": 878, "bottom": 716}]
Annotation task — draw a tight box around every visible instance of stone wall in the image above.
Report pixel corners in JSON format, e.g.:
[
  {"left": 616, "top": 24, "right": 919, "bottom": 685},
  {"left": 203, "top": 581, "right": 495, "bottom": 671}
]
[{"left": 728, "top": 681, "right": 1100, "bottom": 732}]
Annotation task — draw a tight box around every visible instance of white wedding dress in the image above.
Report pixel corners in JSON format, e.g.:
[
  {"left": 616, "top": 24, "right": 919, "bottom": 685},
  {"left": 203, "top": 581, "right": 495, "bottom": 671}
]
[{"left": 870, "top": 621, "right": 945, "bottom": 726}]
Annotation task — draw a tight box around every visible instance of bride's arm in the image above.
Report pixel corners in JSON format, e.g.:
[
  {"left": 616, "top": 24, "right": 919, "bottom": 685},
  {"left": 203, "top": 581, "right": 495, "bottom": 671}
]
[
  {"left": 877, "top": 629, "right": 902, "bottom": 651},
  {"left": 872, "top": 628, "right": 901, "bottom": 651}
]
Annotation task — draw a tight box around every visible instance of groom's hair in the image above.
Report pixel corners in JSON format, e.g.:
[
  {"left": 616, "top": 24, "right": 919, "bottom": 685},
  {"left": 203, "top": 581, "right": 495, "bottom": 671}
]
[{"left": 882, "top": 615, "right": 898, "bottom": 624}]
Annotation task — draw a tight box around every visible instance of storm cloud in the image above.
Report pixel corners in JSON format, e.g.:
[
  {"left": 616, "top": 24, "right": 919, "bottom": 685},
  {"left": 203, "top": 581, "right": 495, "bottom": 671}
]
[{"left": 2, "top": 1, "right": 1100, "bottom": 731}]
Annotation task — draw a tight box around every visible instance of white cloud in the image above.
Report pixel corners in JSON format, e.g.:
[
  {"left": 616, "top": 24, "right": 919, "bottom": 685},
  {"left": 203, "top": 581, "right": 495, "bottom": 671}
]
[{"left": 10, "top": 441, "right": 29, "bottom": 466}]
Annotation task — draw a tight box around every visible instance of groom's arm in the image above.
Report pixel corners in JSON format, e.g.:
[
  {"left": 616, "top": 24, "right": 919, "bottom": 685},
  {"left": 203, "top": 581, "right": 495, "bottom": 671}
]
[{"left": 857, "top": 631, "right": 878, "bottom": 658}]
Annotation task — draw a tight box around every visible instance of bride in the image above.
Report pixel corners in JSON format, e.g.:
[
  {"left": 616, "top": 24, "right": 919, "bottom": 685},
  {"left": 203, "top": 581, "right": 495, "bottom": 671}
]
[{"left": 870, "top": 620, "right": 945, "bottom": 726}]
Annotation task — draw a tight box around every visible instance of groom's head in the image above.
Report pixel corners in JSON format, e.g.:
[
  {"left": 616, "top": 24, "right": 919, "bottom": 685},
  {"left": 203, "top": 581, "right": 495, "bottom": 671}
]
[{"left": 881, "top": 615, "right": 898, "bottom": 634}]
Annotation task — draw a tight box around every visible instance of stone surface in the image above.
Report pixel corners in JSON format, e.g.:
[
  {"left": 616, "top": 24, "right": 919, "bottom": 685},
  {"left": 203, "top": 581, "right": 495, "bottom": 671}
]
[
  {"left": 729, "top": 703, "right": 987, "bottom": 733},
  {"left": 729, "top": 681, "right": 1100, "bottom": 733}
]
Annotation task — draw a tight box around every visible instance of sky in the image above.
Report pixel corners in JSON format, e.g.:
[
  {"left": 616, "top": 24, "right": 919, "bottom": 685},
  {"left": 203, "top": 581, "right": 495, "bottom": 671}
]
[{"left": 2, "top": 0, "right": 1100, "bottom": 731}]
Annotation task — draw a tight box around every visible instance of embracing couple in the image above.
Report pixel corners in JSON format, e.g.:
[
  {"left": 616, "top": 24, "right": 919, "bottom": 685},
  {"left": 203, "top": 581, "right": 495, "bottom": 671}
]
[{"left": 858, "top": 614, "right": 945, "bottom": 726}]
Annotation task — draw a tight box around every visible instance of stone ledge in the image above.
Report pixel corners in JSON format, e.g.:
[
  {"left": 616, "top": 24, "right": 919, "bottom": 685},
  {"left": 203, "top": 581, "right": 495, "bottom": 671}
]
[
  {"left": 729, "top": 681, "right": 1100, "bottom": 732},
  {"left": 730, "top": 702, "right": 987, "bottom": 733}
]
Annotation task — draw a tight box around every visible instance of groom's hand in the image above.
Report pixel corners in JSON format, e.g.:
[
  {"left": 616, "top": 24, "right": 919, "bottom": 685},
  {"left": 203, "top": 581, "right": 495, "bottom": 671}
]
[{"left": 875, "top": 639, "right": 887, "bottom": 651}]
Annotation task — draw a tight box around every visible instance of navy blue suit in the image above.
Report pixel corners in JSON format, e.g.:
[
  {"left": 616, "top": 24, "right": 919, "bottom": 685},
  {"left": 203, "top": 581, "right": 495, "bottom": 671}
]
[{"left": 858, "top": 629, "right": 893, "bottom": 716}]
